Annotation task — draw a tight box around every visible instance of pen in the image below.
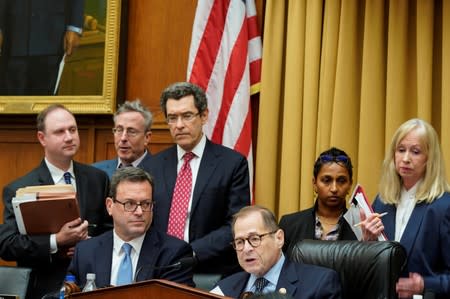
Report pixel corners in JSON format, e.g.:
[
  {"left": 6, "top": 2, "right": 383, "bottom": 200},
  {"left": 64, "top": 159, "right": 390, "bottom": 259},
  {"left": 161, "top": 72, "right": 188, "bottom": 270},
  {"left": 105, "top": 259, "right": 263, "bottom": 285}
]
[{"left": 353, "top": 212, "right": 388, "bottom": 227}]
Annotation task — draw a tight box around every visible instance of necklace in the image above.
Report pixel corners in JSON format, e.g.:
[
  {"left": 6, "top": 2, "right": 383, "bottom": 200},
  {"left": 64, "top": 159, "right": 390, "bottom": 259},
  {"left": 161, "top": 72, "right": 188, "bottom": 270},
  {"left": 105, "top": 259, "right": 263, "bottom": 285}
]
[{"left": 318, "top": 216, "right": 339, "bottom": 226}]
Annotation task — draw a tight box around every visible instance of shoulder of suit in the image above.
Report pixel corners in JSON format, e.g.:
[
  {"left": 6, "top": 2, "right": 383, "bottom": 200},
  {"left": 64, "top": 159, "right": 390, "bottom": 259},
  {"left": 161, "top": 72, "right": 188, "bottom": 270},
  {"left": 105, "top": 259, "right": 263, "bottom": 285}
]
[{"left": 92, "top": 159, "right": 117, "bottom": 168}]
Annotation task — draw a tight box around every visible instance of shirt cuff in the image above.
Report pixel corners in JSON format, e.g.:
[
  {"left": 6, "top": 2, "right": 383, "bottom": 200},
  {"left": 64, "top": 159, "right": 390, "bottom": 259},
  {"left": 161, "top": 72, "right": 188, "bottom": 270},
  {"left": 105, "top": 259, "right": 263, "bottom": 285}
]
[
  {"left": 50, "top": 234, "right": 58, "bottom": 254},
  {"left": 67, "top": 25, "right": 83, "bottom": 35}
]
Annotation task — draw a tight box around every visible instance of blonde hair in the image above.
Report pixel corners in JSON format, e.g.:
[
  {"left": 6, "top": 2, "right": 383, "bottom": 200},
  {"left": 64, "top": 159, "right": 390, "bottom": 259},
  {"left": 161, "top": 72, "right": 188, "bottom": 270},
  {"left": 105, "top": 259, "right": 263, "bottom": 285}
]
[{"left": 379, "top": 118, "right": 450, "bottom": 204}]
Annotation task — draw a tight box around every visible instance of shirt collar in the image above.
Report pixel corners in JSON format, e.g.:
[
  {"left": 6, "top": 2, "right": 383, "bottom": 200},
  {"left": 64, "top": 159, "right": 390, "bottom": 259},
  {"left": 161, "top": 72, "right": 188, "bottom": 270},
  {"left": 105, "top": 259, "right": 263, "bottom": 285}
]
[
  {"left": 247, "top": 253, "right": 285, "bottom": 291},
  {"left": 117, "top": 150, "right": 148, "bottom": 169},
  {"left": 45, "top": 158, "right": 74, "bottom": 183},
  {"left": 112, "top": 230, "right": 145, "bottom": 256},
  {"left": 176, "top": 133, "right": 206, "bottom": 161}
]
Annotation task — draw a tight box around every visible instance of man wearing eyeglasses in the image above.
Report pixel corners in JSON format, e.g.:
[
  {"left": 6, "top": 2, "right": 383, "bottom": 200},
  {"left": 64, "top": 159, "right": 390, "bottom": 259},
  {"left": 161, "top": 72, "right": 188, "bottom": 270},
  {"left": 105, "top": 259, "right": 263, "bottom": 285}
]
[
  {"left": 93, "top": 100, "right": 153, "bottom": 178},
  {"left": 147, "top": 82, "right": 250, "bottom": 276},
  {"left": 212, "top": 205, "right": 342, "bottom": 299},
  {"left": 68, "top": 167, "right": 195, "bottom": 288}
]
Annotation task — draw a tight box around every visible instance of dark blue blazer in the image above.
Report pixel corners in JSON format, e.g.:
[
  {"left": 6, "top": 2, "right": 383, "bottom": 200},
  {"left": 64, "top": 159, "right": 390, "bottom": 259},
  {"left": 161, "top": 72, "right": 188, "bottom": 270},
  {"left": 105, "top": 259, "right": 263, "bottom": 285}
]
[
  {"left": 216, "top": 259, "right": 342, "bottom": 299},
  {"left": 0, "top": 159, "right": 112, "bottom": 299},
  {"left": 147, "top": 139, "right": 250, "bottom": 274},
  {"left": 68, "top": 229, "right": 195, "bottom": 288},
  {"left": 373, "top": 192, "right": 450, "bottom": 297},
  {"left": 92, "top": 153, "right": 152, "bottom": 179}
]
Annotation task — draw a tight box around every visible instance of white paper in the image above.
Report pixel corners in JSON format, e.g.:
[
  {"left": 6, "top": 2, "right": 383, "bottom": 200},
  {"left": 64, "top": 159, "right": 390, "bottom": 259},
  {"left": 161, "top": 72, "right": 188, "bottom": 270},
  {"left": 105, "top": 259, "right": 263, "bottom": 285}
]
[
  {"left": 53, "top": 54, "right": 66, "bottom": 95},
  {"left": 343, "top": 184, "right": 387, "bottom": 241},
  {"left": 12, "top": 195, "right": 37, "bottom": 235}
]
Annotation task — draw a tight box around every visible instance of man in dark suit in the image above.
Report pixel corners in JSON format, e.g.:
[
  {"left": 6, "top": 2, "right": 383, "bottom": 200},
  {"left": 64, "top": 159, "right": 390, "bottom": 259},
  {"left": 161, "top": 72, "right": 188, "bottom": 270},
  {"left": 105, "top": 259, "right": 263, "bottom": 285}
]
[
  {"left": 212, "top": 206, "right": 342, "bottom": 299},
  {"left": 0, "top": 0, "right": 84, "bottom": 95},
  {"left": 0, "top": 104, "right": 112, "bottom": 299},
  {"left": 68, "top": 167, "right": 195, "bottom": 287},
  {"left": 93, "top": 99, "right": 153, "bottom": 178},
  {"left": 148, "top": 82, "right": 250, "bottom": 275}
]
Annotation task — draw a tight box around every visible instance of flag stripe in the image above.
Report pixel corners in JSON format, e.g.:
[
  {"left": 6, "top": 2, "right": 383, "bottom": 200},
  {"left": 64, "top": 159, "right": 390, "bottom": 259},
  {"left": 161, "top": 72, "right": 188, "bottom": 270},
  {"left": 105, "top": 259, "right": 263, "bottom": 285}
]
[{"left": 187, "top": 0, "right": 262, "bottom": 203}]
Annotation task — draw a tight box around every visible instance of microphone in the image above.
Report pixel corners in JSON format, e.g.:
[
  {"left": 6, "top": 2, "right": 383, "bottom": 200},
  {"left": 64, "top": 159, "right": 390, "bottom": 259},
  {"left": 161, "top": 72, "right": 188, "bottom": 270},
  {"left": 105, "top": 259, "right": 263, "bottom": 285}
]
[{"left": 133, "top": 256, "right": 197, "bottom": 282}]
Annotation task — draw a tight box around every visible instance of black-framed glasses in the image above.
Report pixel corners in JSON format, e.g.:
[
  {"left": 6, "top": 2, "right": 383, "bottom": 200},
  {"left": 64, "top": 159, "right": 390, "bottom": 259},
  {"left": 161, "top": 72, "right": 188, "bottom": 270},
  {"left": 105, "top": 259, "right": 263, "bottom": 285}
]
[
  {"left": 166, "top": 112, "right": 200, "bottom": 124},
  {"left": 231, "top": 230, "right": 278, "bottom": 251},
  {"left": 319, "top": 154, "right": 350, "bottom": 166},
  {"left": 113, "top": 199, "right": 154, "bottom": 212},
  {"left": 112, "top": 127, "right": 144, "bottom": 138}
]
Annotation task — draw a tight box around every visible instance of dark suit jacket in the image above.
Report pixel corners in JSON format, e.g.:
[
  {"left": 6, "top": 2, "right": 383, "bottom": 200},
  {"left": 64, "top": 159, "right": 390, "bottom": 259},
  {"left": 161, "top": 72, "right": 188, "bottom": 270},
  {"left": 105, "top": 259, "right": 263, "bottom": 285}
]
[
  {"left": 0, "top": 0, "right": 84, "bottom": 56},
  {"left": 373, "top": 192, "right": 450, "bottom": 298},
  {"left": 0, "top": 159, "right": 112, "bottom": 299},
  {"left": 279, "top": 201, "right": 357, "bottom": 253},
  {"left": 148, "top": 139, "right": 250, "bottom": 275},
  {"left": 92, "top": 152, "right": 152, "bottom": 179},
  {"left": 216, "top": 259, "right": 342, "bottom": 299},
  {"left": 68, "top": 229, "right": 195, "bottom": 288}
]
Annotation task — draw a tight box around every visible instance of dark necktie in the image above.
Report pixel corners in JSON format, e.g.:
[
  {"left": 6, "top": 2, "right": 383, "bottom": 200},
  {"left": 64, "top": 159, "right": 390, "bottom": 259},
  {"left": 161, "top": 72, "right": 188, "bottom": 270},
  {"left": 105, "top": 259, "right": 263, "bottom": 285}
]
[
  {"left": 63, "top": 172, "right": 71, "bottom": 184},
  {"left": 167, "top": 152, "right": 195, "bottom": 239},
  {"left": 116, "top": 243, "right": 133, "bottom": 285},
  {"left": 254, "top": 277, "right": 269, "bottom": 295}
]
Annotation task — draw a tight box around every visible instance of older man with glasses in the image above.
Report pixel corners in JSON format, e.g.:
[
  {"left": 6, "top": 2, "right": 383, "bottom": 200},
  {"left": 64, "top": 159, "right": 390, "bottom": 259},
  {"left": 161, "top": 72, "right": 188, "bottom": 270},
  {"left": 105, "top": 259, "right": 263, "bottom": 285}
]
[
  {"left": 211, "top": 205, "right": 342, "bottom": 299},
  {"left": 93, "top": 99, "right": 153, "bottom": 178},
  {"left": 68, "top": 167, "right": 195, "bottom": 288}
]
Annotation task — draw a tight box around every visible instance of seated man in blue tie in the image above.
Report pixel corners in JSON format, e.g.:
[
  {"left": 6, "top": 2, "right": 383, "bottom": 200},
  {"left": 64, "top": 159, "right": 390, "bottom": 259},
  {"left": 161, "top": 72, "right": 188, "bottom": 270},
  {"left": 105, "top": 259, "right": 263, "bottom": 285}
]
[
  {"left": 211, "top": 205, "right": 342, "bottom": 299},
  {"left": 68, "top": 167, "right": 195, "bottom": 288},
  {"left": 93, "top": 99, "right": 153, "bottom": 178}
]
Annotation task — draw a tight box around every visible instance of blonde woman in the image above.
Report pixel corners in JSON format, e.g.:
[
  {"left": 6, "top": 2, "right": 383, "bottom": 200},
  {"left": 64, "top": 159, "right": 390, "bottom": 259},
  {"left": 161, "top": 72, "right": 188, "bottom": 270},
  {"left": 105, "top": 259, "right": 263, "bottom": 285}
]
[{"left": 361, "top": 118, "right": 450, "bottom": 299}]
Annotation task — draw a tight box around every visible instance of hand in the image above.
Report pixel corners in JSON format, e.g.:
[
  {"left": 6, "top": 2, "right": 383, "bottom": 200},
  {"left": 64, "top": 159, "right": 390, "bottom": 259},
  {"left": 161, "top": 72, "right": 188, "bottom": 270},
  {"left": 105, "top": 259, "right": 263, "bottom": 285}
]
[
  {"left": 359, "top": 209, "right": 385, "bottom": 241},
  {"left": 396, "top": 272, "right": 424, "bottom": 298},
  {"left": 64, "top": 31, "right": 81, "bottom": 56},
  {"left": 56, "top": 218, "right": 89, "bottom": 247}
]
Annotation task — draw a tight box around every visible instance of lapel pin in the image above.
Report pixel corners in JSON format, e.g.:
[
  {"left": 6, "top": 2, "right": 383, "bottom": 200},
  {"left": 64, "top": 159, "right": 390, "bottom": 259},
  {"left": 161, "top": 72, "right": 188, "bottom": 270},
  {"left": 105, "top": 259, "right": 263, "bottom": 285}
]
[{"left": 279, "top": 287, "right": 287, "bottom": 294}]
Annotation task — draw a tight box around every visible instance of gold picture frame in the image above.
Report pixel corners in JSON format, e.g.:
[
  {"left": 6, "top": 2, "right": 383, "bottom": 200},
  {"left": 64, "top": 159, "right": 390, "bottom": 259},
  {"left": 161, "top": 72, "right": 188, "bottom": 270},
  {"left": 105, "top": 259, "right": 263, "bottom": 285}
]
[{"left": 0, "top": 0, "right": 122, "bottom": 114}]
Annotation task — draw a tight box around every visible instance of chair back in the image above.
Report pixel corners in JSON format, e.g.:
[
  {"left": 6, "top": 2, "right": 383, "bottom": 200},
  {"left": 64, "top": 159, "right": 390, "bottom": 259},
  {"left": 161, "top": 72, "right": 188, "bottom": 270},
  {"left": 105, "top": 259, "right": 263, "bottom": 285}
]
[
  {"left": 288, "top": 240, "right": 407, "bottom": 299},
  {"left": 0, "top": 266, "right": 32, "bottom": 299}
]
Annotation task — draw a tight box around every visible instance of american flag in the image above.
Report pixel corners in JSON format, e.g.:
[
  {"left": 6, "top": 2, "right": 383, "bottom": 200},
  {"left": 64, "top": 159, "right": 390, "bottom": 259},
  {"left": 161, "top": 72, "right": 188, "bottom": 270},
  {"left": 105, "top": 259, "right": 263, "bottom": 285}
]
[{"left": 187, "top": 0, "right": 262, "bottom": 200}]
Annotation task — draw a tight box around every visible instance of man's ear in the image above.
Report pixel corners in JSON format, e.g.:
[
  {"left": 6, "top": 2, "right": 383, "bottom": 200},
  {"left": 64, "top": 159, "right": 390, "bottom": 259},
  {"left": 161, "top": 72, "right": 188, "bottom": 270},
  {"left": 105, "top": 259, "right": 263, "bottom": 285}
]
[
  {"left": 275, "top": 229, "right": 284, "bottom": 249},
  {"left": 37, "top": 131, "right": 46, "bottom": 147},
  {"left": 105, "top": 197, "right": 113, "bottom": 216}
]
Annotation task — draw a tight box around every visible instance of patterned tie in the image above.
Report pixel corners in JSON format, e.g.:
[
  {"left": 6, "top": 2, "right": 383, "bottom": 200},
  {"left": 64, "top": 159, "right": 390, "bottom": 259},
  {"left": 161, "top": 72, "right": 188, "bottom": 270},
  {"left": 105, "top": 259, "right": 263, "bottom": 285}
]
[
  {"left": 63, "top": 172, "right": 71, "bottom": 184},
  {"left": 116, "top": 243, "right": 133, "bottom": 285},
  {"left": 167, "top": 152, "right": 195, "bottom": 239},
  {"left": 254, "top": 277, "right": 269, "bottom": 295}
]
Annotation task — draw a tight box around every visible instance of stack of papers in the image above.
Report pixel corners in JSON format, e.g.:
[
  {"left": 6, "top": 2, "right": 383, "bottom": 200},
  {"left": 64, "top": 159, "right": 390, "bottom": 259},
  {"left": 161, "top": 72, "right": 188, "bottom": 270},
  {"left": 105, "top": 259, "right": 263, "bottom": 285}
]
[{"left": 12, "top": 185, "right": 79, "bottom": 235}]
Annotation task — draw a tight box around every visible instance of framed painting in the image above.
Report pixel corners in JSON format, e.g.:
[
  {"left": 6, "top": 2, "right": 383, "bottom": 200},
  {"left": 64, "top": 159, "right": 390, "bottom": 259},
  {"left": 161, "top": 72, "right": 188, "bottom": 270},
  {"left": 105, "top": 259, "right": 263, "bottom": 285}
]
[{"left": 0, "top": 0, "right": 125, "bottom": 114}]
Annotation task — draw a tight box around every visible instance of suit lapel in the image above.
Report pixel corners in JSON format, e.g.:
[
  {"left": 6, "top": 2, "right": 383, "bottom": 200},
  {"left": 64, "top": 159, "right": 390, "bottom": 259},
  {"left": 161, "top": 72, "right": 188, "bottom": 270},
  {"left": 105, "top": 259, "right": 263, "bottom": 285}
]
[
  {"left": 191, "top": 140, "right": 219, "bottom": 213},
  {"left": 37, "top": 160, "right": 55, "bottom": 185},
  {"left": 135, "top": 231, "right": 160, "bottom": 281},
  {"left": 381, "top": 205, "right": 397, "bottom": 240},
  {"left": 95, "top": 232, "right": 113, "bottom": 287},
  {"left": 276, "top": 260, "right": 298, "bottom": 297},
  {"left": 400, "top": 203, "right": 427, "bottom": 256},
  {"left": 73, "top": 162, "right": 88, "bottom": 219}
]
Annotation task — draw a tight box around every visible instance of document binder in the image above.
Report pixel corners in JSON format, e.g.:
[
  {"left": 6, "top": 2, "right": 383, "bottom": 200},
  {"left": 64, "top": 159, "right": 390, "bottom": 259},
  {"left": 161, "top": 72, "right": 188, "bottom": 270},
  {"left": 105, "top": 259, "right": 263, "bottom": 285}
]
[{"left": 12, "top": 185, "right": 79, "bottom": 235}]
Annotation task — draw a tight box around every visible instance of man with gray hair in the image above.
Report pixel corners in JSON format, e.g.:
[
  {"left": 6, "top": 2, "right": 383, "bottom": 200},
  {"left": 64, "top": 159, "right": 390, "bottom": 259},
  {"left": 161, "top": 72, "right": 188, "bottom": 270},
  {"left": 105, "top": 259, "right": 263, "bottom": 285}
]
[
  {"left": 93, "top": 99, "right": 153, "bottom": 178},
  {"left": 212, "top": 205, "right": 342, "bottom": 299}
]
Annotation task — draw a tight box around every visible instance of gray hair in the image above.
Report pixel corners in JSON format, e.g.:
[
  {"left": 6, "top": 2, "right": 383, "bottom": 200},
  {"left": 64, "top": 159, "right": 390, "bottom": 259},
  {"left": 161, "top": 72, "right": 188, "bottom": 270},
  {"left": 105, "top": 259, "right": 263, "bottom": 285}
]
[{"left": 114, "top": 99, "right": 153, "bottom": 131}]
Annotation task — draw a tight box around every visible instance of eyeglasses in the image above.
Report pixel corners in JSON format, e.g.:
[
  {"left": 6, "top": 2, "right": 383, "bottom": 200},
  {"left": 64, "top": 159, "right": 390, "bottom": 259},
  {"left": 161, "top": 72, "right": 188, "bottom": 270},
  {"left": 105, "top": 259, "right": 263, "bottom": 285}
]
[
  {"left": 231, "top": 230, "right": 278, "bottom": 251},
  {"left": 113, "top": 199, "right": 154, "bottom": 212},
  {"left": 166, "top": 112, "right": 200, "bottom": 124},
  {"left": 112, "top": 127, "right": 144, "bottom": 138},
  {"left": 319, "top": 154, "right": 350, "bottom": 166}
]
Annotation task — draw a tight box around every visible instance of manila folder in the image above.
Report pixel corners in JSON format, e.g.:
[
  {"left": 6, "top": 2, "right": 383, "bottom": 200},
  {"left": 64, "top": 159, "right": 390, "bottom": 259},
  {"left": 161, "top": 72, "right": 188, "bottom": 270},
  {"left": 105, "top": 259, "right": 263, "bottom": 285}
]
[{"left": 19, "top": 193, "right": 79, "bottom": 235}]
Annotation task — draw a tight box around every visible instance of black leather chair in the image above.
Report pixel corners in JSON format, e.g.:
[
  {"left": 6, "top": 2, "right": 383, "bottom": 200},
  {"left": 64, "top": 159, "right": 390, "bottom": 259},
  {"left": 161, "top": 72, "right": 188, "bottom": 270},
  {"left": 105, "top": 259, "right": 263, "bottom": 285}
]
[
  {"left": 287, "top": 240, "right": 407, "bottom": 299},
  {"left": 0, "top": 266, "right": 32, "bottom": 299}
]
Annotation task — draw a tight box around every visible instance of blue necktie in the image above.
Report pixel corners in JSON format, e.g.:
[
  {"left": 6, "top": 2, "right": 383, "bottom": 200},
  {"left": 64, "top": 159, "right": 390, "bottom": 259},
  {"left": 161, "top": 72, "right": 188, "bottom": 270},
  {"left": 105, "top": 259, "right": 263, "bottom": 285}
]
[
  {"left": 254, "top": 277, "right": 269, "bottom": 295},
  {"left": 63, "top": 172, "right": 71, "bottom": 184},
  {"left": 116, "top": 243, "right": 133, "bottom": 285}
]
